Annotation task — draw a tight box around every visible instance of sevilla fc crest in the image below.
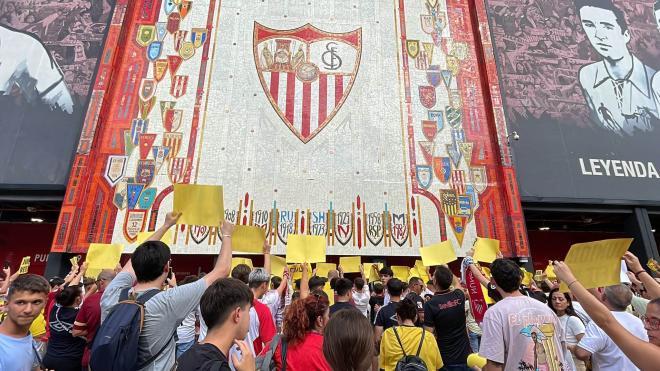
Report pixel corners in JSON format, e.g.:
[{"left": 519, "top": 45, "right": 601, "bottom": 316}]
[{"left": 254, "top": 22, "right": 362, "bottom": 143}]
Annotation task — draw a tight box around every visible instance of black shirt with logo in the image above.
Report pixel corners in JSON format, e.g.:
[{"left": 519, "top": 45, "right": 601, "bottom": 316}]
[
  {"left": 369, "top": 295, "right": 385, "bottom": 323},
  {"left": 423, "top": 289, "right": 471, "bottom": 365},
  {"left": 374, "top": 301, "right": 400, "bottom": 330}
]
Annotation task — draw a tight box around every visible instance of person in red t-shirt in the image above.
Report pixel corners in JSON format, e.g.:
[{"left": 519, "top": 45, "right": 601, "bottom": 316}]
[
  {"left": 72, "top": 269, "right": 116, "bottom": 370},
  {"left": 247, "top": 268, "right": 276, "bottom": 355}
]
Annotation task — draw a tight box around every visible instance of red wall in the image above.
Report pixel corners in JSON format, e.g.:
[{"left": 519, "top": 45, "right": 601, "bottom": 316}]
[{"left": 0, "top": 223, "right": 56, "bottom": 275}]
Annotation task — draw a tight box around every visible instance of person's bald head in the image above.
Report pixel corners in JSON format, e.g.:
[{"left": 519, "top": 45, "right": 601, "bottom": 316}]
[
  {"left": 602, "top": 284, "right": 633, "bottom": 311},
  {"left": 96, "top": 269, "right": 116, "bottom": 291}
]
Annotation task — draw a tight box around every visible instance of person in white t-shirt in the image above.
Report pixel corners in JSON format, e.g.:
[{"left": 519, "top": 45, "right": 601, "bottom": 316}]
[
  {"left": 351, "top": 265, "right": 370, "bottom": 318},
  {"left": 548, "top": 288, "right": 586, "bottom": 371},
  {"left": 575, "top": 284, "right": 648, "bottom": 371}
]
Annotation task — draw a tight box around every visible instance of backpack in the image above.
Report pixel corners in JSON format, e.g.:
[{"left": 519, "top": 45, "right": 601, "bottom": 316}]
[
  {"left": 90, "top": 288, "right": 175, "bottom": 371},
  {"left": 392, "top": 326, "right": 428, "bottom": 371},
  {"left": 255, "top": 334, "right": 288, "bottom": 371}
]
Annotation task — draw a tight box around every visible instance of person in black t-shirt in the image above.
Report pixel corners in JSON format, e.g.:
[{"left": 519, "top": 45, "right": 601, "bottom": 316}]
[
  {"left": 423, "top": 266, "right": 472, "bottom": 370},
  {"left": 43, "top": 285, "right": 86, "bottom": 371},
  {"left": 329, "top": 278, "right": 357, "bottom": 315},
  {"left": 177, "top": 278, "right": 254, "bottom": 371},
  {"left": 374, "top": 278, "right": 405, "bottom": 342},
  {"left": 406, "top": 276, "right": 426, "bottom": 325},
  {"left": 369, "top": 282, "right": 385, "bottom": 324}
]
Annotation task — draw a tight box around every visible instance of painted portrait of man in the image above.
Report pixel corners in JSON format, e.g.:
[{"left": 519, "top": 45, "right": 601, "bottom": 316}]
[{"left": 576, "top": 0, "right": 658, "bottom": 135}]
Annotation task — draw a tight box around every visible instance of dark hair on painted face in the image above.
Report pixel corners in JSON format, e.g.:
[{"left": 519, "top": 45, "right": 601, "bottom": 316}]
[
  {"left": 433, "top": 265, "right": 454, "bottom": 290},
  {"left": 323, "top": 309, "right": 374, "bottom": 371},
  {"left": 7, "top": 274, "right": 50, "bottom": 300},
  {"left": 548, "top": 288, "right": 578, "bottom": 317},
  {"left": 335, "top": 278, "right": 353, "bottom": 296},
  {"left": 396, "top": 298, "right": 418, "bottom": 322},
  {"left": 575, "top": 0, "right": 628, "bottom": 32},
  {"left": 132, "top": 241, "right": 171, "bottom": 283},
  {"left": 200, "top": 278, "right": 253, "bottom": 330},
  {"left": 386, "top": 278, "right": 404, "bottom": 297},
  {"left": 231, "top": 264, "right": 251, "bottom": 284},
  {"left": 490, "top": 259, "right": 522, "bottom": 293},
  {"left": 56, "top": 285, "right": 82, "bottom": 307}
]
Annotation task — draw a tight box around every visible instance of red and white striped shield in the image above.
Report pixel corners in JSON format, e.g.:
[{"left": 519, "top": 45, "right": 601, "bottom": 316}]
[{"left": 253, "top": 23, "right": 362, "bottom": 143}]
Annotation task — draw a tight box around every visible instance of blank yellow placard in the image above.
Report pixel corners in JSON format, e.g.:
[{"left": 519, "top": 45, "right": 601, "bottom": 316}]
[
  {"left": 173, "top": 184, "right": 224, "bottom": 226},
  {"left": 409, "top": 266, "right": 430, "bottom": 282},
  {"left": 86, "top": 244, "right": 124, "bottom": 277},
  {"left": 419, "top": 241, "right": 457, "bottom": 266},
  {"left": 363, "top": 263, "right": 383, "bottom": 281},
  {"left": 521, "top": 269, "right": 533, "bottom": 286},
  {"left": 288, "top": 263, "right": 312, "bottom": 280},
  {"left": 285, "top": 234, "right": 326, "bottom": 263},
  {"left": 136, "top": 229, "right": 173, "bottom": 246},
  {"left": 69, "top": 256, "right": 78, "bottom": 267},
  {"left": 315, "top": 263, "right": 337, "bottom": 278},
  {"left": 544, "top": 263, "right": 556, "bottom": 280},
  {"left": 474, "top": 237, "right": 500, "bottom": 263},
  {"left": 392, "top": 266, "right": 410, "bottom": 281},
  {"left": 560, "top": 238, "right": 632, "bottom": 292},
  {"left": 324, "top": 282, "right": 335, "bottom": 305},
  {"left": 18, "top": 256, "right": 31, "bottom": 274},
  {"left": 270, "top": 255, "right": 287, "bottom": 277},
  {"left": 231, "top": 257, "right": 253, "bottom": 271},
  {"left": 339, "top": 256, "right": 362, "bottom": 273},
  {"left": 232, "top": 226, "right": 266, "bottom": 253},
  {"left": 482, "top": 284, "right": 494, "bottom": 305}
]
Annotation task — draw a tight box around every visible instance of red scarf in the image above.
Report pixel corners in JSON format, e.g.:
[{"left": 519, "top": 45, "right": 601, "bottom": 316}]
[{"left": 466, "top": 269, "right": 487, "bottom": 323}]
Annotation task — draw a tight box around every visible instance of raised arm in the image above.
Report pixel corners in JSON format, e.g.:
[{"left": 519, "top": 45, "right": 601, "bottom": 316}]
[
  {"left": 263, "top": 240, "right": 272, "bottom": 275},
  {"left": 553, "top": 261, "right": 660, "bottom": 369},
  {"left": 276, "top": 267, "right": 289, "bottom": 297},
  {"left": 203, "top": 220, "right": 234, "bottom": 285},
  {"left": 623, "top": 252, "right": 660, "bottom": 299},
  {"left": 70, "top": 262, "right": 89, "bottom": 287},
  {"left": 300, "top": 263, "right": 310, "bottom": 300}
]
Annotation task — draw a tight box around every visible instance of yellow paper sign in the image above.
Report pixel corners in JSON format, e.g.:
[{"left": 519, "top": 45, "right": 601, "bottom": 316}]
[
  {"left": 339, "top": 256, "right": 362, "bottom": 273},
  {"left": 173, "top": 184, "right": 224, "bottom": 226},
  {"left": 231, "top": 257, "right": 253, "bottom": 270},
  {"left": 323, "top": 282, "right": 335, "bottom": 305},
  {"left": 419, "top": 241, "right": 457, "bottom": 266},
  {"left": 521, "top": 269, "right": 533, "bottom": 286},
  {"left": 482, "top": 284, "right": 494, "bottom": 305},
  {"left": 315, "top": 263, "right": 337, "bottom": 278},
  {"left": 409, "top": 266, "right": 430, "bottom": 282},
  {"left": 285, "top": 234, "right": 326, "bottom": 263},
  {"left": 648, "top": 258, "right": 659, "bottom": 273},
  {"left": 560, "top": 238, "right": 632, "bottom": 292},
  {"left": 232, "top": 225, "right": 266, "bottom": 253},
  {"left": 288, "top": 263, "right": 312, "bottom": 280},
  {"left": 18, "top": 256, "right": 31, "bottom": 274},
  {"left": 363, "top": 263, "right": 383, "bottom": 281},
  {"left": 86, "top": 244, "right": 124, "bottom": 278},
  {"left": 392, "top": 266, "right": 410, "bottom": 281},
  {"left": 545, "top": 262, "right": 556, "bottom": 280},
  {"left": 69, "top": 256, "right": 79, "bottom": 267},
  {"left": 270, "top": 255, "right": 287, "bottom": 277},
  {"left": 474, "top": 237, "right": 500, "bottom": 263},
  {"left": 136, "top": 229, "right": 174, "bottom": 246}
]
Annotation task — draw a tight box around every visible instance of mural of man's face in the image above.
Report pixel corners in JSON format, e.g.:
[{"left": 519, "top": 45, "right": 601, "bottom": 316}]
[{"left": 579, "top": 6, "right": 630, "bottom": 61}]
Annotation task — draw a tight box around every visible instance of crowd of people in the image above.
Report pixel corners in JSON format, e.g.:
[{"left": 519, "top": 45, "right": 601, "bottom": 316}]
[{"left": 1, "top": 211, "right": 659, "bottom": 371}]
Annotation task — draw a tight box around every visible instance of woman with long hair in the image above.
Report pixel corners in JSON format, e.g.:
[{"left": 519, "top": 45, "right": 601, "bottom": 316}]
[
  {"left": 43, "top": 285, "right": 86, "bottom": 371},
  {"left": 548, "top": 288, "right": 586, "bottom": 371},
  {"left": 323, "top": 308, "right": 373, "bottom": 371},
  {"left": 270, "top": 291, "right": 331, "bottom": 370}
]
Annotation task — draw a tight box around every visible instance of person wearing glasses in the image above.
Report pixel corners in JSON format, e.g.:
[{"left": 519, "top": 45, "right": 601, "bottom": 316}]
[{"left": 72, "top": 269, "right": 116, "bottom": 370}]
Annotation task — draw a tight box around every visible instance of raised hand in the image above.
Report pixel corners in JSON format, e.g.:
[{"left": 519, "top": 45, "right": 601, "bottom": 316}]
[
  {"left": 220, "top": 220, "right": 235, "bottom": 237},
  {"left": 164, "top": 211, "right": 182, "bottom": 227},
  {"left": 623, "top": 251, "right": 644, "bottom": 273},
  {"left": 552, "top": 261, "right": 577, "bottom": 285}
]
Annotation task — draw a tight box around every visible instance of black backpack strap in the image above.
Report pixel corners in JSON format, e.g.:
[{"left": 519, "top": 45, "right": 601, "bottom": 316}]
[
  {"left": 281, "top": 337, "right": 288, "bottom": 371},
  {"left": 392, "top": 326, "right": 407, "bottom": 357},
  {"left": 415, "top": 328, "right": 425, "bottom": 357}
]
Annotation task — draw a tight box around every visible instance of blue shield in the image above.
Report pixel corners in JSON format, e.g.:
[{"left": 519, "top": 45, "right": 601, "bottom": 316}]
[
  {"left": 138, "top": 187, "right": 157, "bottom": 209},
  {"left": 127, "top": 183, "right": 145, "bottom": 209},
  {"left": 147, "top": 41, "right": 163, "bottom": 61},
  {"left": 465, "top": 185, "right": 478, "bottom": 208},
  {"left": 155, "top": 22, "right": 167, "bottom": 41},
  {"left": 458, "top": 195, "right": 472, "bottom": 217},
  {"left": 426, "top": 66, "right": 443, "bottom": 87},
  {"left": 164, "top": 0, "right": 177, "bottom": 14},
  {"left": 416, "top": 165, "right": 433, "bottom": 190},
  {"left": 427, "top": 110, "right": 444, "bottom": 132}
]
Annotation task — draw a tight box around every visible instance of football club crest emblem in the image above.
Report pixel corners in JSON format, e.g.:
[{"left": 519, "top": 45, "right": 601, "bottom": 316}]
[
  {"left": 162, "top": 132, "right": 182, "bottom": 159},
  {"left": 173, "top": 30, "right": 188, "bottom": 51},
  {"left": 447, "top": 142, "right": 462, "bottom": 168},
  {"left": 418, "top": 141, "right": 434, "bottom": 166},
  {"left": 155, "top": 22, "right": 168, "bottom": 41},
  {"left": 139, "top": 78, "right": 157, "bottom": 101},
  {"left": 441, "top": 69, "right": 453, "bottom": 89},
  {"left": 147, "top": 41, "right": 163, "bottom": 61},
  {"left": 406, "top": 40, "right": 420, "bottom": 59},
  {"left": 421, "top": 119, "right": 437, "bottom": 141},
  {"left": 179, "top": 41, "right": 195, "bottom": 60},
  {"left": 138, "top": 187, "right": 157, "bottom": 209},
  {"left": 428, "top": 110, "right": 444, "bottom": 132},
  {"left": 421, "top": 15, "right": 435, "bottom": 35},
  {"left": 415, "top": 50, "right": 429, "bottom": 70},
  {"left": 445, "top": 105, "right": 462, "bottom": 128},
  {"left": 164, "top": 0, "right": 177, "bottom": 15},
  {"left": 151, "top": 146, "right": 170, "bottom": 173},
  {"left": 334, "top": 211, "right": 352, "bottom": 246},
  {"left": 154, "top": 59, "right": 169, "bottom": 82},
  {"left": 254, "top": 22, "right": 362, "bottom": 143},
  {"left": 113, "top": 178, "right": 128, "bottom": 209},
  {"left": 390, "top": 213, "right": 408, "bottom": 247},
  {"left": 470, "top": 166, "right": 488, "bottom": 193},
  {"left": 426, "top": 65, "right": 443, "bottom": 87},
  {"left": 127, "top": 183, "right": 145, "bottom": 209},
  {"left": 180, "top": 1, "right": 192, "bottom": 18},
  {"left": 138, "top": 134, "right": 157, "bottom": 160},
  {"left": 433, "top": 157, "right": 451, "bottom": 183},
  {"left": 416, "top": 165, "right": 433, "bottom": 190},
  {"left": 124, "top": 130, "right": 136, "bottom": 156},
  {"left": 422, "top": 42, "right": 434, "bottom": 64},
  {"left": 419, "top": 86, "right": 436, "bottom": 109},
  {"left": 138, "top": 96, "right": 156, "bottom": 120},
  {"left": 190, "top": 225, "right": 210, "bottom": 244},
  {"left": 124, "top": 210, "right": 147, "bottom": 242},
  {"left": 458, "top": 195, "right": 472, "bottom": 218},
  {"left": 163, "top": 109, "right": 183, "bottom": 132},
  {"left": 440, "top": 189, "right": 458, "bottom": 216},
  {"left": 167, "top": 12, "right": 181, "bottom": 34},
  {"left": 170, "top": 75, "right": 189, "bottom": 98},
  {"left": 131, "top": 118, "right": 149, "bottom": 145},
  {"left": 191, "top": 28, "right": 208, "bottom": 48},
  {"left": 167, "top": 55, "right": 183, "bottom": 76},
  {"left": 366, "top": 212, "right": 384, "bottom": 246},
  {"left": 277, "top": 210, "right": 296, "bottom": 245},
  {"left": 460, "top": 142, "right": 474, "bottom": 164},
  {"left": 136, "top": 160, "right": 156, "bottom": 185},
  {"left": 136, "top": 25, "right": 155, "bottom": 47},
  {"left": 104, "top": 155, "right": 127, "bottom": 187},
  {"left": 160, "top": 101, "right": 177, "bottom": 121},
  {"left": 450, "top": 216, "right": 467, "bottom": 245},
  {"left": 168, "top": 157, "right": 187, "bottom": 184},
  {"left": 451, "top": 169, "right": 466, "bottom": 194}
]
